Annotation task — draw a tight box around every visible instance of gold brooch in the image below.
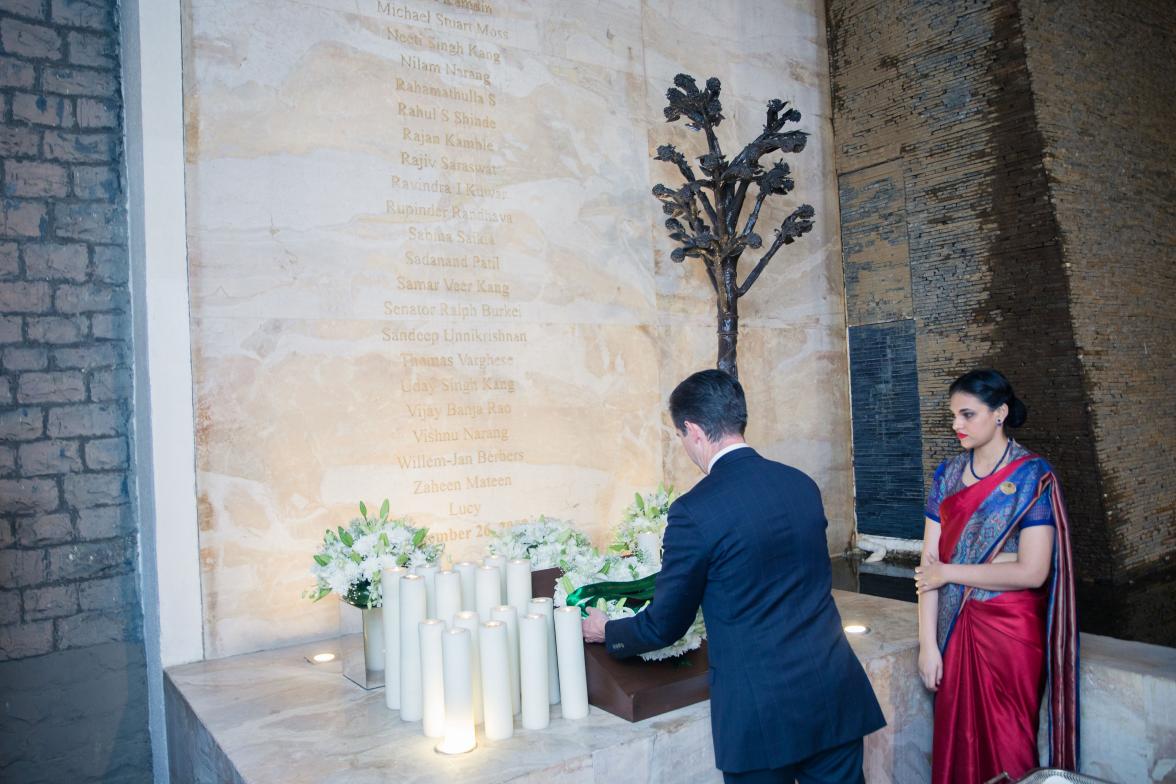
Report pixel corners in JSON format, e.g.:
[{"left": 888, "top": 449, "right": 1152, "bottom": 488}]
[{"left": 1000, "top": 481, "right": 1016, "bottom": 495}]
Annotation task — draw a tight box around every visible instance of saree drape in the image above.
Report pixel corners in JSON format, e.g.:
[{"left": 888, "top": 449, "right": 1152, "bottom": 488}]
[{"left": 931, "top": 455, "right": 1078, "bottom": 784}]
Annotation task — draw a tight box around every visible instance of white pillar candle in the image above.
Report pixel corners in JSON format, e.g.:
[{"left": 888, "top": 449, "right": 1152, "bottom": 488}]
[
  {"left": 454, "top": 561, "right": 478, "bottom": 611},
  {"left": 413, "top": 563, "right": 440, "bottom": 618},
  {"left": 519, "top": 613, "right": 550, "bottom": 730},
  {"left": 506, "top": 558, "right": 532, "bottom": 620},
  {"left": 451, "top": 611, "right": 483, "bottom": 725},
  {"left": 435, "top": 570, "right": 462, "bottom": 627},
  {"left": 554, "top": 606, "right": 589, "bottom": 719},
  {"left": 475, "top": 565, "right": 502, "bottom": 622},
  {"left": 419, "top": 619, "right": 446, "bottom": 738},
  {"left": 381, "top": 566, "right": 407, "bottom": 710},
  {"left": 483, "top": 554, "right": 507, "bottom": 596},
  {"left": 479, "top": 620, "right": 513, "bottom": 741},
  {"left": 398, "top": 574, "right": 426, "bottom": 722},
  {"left": 438, "top": 627, "right": 476, "bottom": 754},
  {"left": 490, "top": 605, "right": 520, "bottom": 715},
  {"left": 636, "top": 531, "right": 662, "bottom": 570},
  {"left": 528, "top": 597, "right": 560, "bottom": 705}
]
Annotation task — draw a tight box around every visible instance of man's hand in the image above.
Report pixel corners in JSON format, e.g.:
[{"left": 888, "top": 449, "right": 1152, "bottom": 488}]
[{"left": 582, "top": 607, "right": 608, "bottom": 643}]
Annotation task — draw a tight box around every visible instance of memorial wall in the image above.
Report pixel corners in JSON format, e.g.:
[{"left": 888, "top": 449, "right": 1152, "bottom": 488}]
[{"left": 183, "top": 0, "right": 848, "bottom": 658}]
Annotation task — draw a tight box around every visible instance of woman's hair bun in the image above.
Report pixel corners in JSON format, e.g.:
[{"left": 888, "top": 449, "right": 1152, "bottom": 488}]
[{"left": 1006, "top": 395, "right": 1028, "bottom": 429}]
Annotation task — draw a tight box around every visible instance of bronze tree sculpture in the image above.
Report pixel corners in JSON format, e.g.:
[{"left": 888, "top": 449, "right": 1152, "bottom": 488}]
[{"left": 652, "top": 74, "right": 815, "bottom": 379}]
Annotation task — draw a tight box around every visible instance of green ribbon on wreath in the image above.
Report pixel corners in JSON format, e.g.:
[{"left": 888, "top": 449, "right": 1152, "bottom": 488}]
[{"left": 565, "top": 572, "right": 659, "bottom": 617}]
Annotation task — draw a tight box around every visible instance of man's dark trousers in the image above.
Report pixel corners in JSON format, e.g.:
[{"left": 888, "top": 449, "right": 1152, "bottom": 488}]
[{"left": 721, "top": 737, "right": 865, "bottom": 784}]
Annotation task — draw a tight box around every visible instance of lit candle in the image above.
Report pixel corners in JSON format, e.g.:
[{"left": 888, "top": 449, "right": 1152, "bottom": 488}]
[
  {"left": 506, "top": 558, "right": 532, "bottom": 620},
  {"left": 398, "top": 574, "right": 426, "bottom": 722},
  {"left": 381, "top": 566, "right": 407, "bottom": 710},
  {"left": 435, "top": 570, "right": 462, "bottom": 627},
  {"left": 479, "top": 620, "right": 512, "bottom": 741},
  {"left": 451, "top": 611, "right": 483, "bottom": 725},
  {"left": 636, "top": 532, "right": 662, "bottom": 570},
  {"left": 528, "top": 597, "right": 560, "bottom": 705},
  {"left": 475, "top": 565, "right": 501, "bottom": 621},
  {"left": 419, "top": 619, "right": 446, "bottom": 738},
  {"left": 437, "top": 627, "right": 476, "bottom": 754},
  {"left": 554, "top": 606, "right": 589, "bottom": 719},
  {"left": 519, "top": 613, "right": 550, "bottom": 730},
  {"left": 413, "top": 563, "right": 440, "bottom": 618},
  {"left": 483, "top": 554, "right": 507, "bottom": 596},
  {"left": 454, "top": 561, "right": 478, "bottom": 611},
  {"left": 490, "top": 605, "right": 520, "bottom": 715}
]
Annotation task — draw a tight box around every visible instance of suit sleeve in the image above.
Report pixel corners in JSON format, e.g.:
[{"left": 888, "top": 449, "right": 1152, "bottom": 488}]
[{"left": 604, "top": 500, "right": 708, "bottom": 659}]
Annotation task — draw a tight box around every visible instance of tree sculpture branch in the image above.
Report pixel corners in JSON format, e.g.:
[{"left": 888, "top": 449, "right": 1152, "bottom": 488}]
[{"left": 652, "top": 74, "right": 815, "bottom": 378}]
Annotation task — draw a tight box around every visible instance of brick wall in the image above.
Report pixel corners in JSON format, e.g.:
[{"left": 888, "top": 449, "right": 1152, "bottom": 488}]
[
  {"left": 0, "top": 0, "right": 150, "bottom": 781},
  {"left": 828, "top": 0, "right": 1107, "bottom": 574},
  {"left": 1019, "top": 0, "right": 1176, "bottom": 577},
  {"left": 827, "top": 0, "right": 1176, "bottom": 642}
]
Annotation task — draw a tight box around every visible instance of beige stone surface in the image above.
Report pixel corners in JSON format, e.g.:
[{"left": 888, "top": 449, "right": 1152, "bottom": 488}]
[{"left": 184, "top": 0, "right": 849, "bottom": 657}]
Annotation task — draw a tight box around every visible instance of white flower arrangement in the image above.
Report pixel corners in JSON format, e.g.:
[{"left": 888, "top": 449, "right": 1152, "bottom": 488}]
[
  {"left": 303, "top": 499, "right": 443, "bottom": 609},
  {"left": 600, "top": 601, "right": 707, "bottom": 663},
  {"left": 552, "top": 550, "right": 636, "bottom": 607},
  {"left": 486, "top": 515, "right": 594, "bottom": 570},
  {"left": 610, "top": 485, "right": 677, "bottom": 565}
]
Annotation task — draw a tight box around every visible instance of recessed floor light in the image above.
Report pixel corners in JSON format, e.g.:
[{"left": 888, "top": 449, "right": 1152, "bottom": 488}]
[{"left": 844, "top": 624, "right": 870, "bottom": 635}]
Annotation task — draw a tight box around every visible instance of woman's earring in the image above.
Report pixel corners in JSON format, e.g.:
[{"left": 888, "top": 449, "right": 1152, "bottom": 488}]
[{"left": 997, "top": 419, "right": 1003, "bottom": 426}]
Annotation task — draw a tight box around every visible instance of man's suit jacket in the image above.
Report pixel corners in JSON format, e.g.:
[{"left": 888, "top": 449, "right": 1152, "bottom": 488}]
[{"left": 605, "top": 448, "right": 885, "bottom": 773}]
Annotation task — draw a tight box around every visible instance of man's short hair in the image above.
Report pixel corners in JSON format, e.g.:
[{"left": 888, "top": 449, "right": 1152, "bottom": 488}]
[{"left": 669, "top": 369, "right": 748, "bottom": 441}]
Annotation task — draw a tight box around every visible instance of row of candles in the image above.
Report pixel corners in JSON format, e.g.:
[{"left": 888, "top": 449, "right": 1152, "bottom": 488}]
[{"left": 377, "top": 556, "right": 589, "bottom": 754}]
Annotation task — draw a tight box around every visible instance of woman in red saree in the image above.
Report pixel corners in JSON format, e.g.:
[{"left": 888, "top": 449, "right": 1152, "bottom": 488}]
[{"left": 915, "top": 369, "right": 1078, "bottom": 783}]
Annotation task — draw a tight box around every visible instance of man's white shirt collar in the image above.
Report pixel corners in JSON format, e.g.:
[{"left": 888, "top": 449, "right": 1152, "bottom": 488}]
[{"left": 707, "top": 443, "right": 750, "bottom": 474}]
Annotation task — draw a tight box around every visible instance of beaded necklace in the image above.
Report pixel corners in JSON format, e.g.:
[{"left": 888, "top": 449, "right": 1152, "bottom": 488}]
[{"left": 969, "top": 438, "right": 1013, "bottom": 481}]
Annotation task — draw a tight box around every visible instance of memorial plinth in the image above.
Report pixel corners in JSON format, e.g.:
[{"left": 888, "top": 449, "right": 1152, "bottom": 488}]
[
  {"left": 585, "top": 643, "right": 710, "bottom": 722},
  {"left": 165, "top": 592, "right": 930, "bottom": 783}
]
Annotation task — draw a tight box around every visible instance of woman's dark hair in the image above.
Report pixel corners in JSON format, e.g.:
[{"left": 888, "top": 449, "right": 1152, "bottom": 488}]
[
  {"left": 949, "top": 368, "right": 1027, "bottom": 428},
  {"left": 669, "top": 369, "right": 748, "bottom": 440}
]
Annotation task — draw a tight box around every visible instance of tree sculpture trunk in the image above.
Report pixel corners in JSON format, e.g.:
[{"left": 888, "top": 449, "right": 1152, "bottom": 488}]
[
  {"left": 651, "top": 74, "right": 815, "bottom": 380},
  {"left": 717, "top": 259, "right": 740, "bottom": 377}
]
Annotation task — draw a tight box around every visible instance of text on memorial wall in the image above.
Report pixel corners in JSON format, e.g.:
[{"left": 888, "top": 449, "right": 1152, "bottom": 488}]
[
  {"left": 400, "top": 55, "right": 493, "bottom": 89},
  {"left": 384, "top": 302, "right": 522, "bottom": 319},
  {"left": 401, "top": 153, "right": 502, "bottom": 175},
  {"left": 395, "top": 448, "right": 523, "bottom": 466},
  {"left": 393, "top": 276, "right": 511, "bottom": 296},
  {"left": 377, "top": 3, "right": 509, "bottom": 40},
  {"left": 400, "top": 376, "right": 515, "bottom": 393},
  {"left": 391, "top": 175, "right": 506, "bottom": 200},
  {"left": 386, "top": 26, "right": 503, "bottom": 64},
  {"left": 404, "top": 401, "right": 513, "bottom": 420}
]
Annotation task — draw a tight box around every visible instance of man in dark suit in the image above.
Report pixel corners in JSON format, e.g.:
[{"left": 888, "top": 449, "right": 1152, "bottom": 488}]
[{"left": 583, "top": 370, "right": 885, "bottom": 784}]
